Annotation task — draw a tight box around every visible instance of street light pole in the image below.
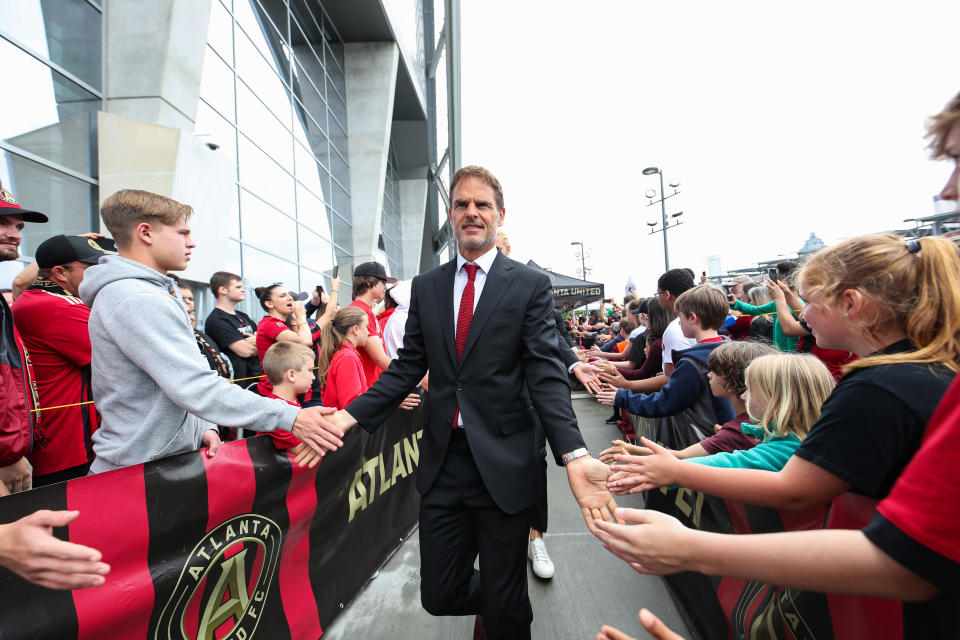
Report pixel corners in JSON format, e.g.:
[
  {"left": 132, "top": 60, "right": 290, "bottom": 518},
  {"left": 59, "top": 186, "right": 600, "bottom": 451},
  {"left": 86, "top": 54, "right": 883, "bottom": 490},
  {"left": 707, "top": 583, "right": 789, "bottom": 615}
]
[
  {"left": 657, "top": 170, "right": 669, "bottom": 270},
  {"left": 643, "top": 166, "right": 682, "bottom": 272},
  {"left": 570, "top": 241, "right": 587, "bottom": 280}
]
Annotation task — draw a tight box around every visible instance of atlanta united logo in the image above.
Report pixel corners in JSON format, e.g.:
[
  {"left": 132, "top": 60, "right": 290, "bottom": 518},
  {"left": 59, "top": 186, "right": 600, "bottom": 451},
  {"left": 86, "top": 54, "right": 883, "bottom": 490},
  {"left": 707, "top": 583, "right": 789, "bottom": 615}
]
[{"left": 154, "top": 514, "right": 283, "bottom": 640}]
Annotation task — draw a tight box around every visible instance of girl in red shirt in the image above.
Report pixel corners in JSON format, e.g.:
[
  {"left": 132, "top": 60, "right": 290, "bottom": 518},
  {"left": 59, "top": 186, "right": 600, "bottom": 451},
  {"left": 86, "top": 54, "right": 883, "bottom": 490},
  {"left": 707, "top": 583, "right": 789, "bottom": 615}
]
[
  {"left": 254, "top": 284, "right": 313, "bottom": 396},
  {"left": 317, "top": 306, "right": 370, "bottom": 410}
]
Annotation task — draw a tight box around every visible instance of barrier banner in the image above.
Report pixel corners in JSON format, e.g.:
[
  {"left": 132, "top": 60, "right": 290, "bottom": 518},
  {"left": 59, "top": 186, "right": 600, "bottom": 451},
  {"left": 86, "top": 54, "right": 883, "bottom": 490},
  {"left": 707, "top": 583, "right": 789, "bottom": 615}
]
[
  {"left": 0, "top": 400, "right": 427, "bottom": 640},
  {"left": 631, "top": 413, "right": 906, "bottom": 640}
]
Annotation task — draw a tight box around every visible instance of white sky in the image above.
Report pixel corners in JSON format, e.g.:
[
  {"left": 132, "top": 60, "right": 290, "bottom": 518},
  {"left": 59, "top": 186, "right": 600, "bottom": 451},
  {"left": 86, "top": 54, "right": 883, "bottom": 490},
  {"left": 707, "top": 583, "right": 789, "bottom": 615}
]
[{"left": 459, "top": 0, "right": 960, "bottom": 297}]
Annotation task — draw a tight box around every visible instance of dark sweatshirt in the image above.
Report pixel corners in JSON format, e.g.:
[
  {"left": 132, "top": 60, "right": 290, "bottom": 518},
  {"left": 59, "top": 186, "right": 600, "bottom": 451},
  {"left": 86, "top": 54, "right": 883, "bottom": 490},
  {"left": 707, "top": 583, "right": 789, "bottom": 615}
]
[{"left": 614, "top": 340, "right": 734, "bottom": 424}]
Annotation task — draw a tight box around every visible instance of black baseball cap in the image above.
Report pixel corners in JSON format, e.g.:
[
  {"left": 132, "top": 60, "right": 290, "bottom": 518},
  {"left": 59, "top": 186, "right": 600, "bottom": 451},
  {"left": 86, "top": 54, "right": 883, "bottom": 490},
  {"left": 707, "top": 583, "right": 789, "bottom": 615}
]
[
  {"left": 36, "top": 235, "right": 117, "bottom": 269},
  {"left": 0, "top": 187, "right": 48, "bottom": 223},
  {"left": 353, "top": 261, "right": 397, "bottom": 284}
]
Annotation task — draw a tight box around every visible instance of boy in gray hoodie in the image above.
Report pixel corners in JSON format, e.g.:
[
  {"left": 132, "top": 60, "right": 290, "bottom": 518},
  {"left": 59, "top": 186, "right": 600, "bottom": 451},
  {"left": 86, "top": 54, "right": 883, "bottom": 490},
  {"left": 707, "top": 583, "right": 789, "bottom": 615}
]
[{"left": 79, "top": 189, "right": 344, "bottom": 473}]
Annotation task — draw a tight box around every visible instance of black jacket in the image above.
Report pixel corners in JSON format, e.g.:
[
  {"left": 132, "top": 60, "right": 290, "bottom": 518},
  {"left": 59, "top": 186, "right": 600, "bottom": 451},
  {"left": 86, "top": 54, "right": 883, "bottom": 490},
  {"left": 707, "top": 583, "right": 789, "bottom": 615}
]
[{"left": 346, "top": 252, "right": 586, "bottom": 514}]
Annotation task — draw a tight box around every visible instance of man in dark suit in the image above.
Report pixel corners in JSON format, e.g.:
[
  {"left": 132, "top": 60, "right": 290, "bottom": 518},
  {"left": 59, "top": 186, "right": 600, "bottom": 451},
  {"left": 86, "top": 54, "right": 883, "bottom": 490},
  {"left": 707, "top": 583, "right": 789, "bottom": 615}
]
[{"left": 311, "top": 166, "right": 618, "bottom": 639}]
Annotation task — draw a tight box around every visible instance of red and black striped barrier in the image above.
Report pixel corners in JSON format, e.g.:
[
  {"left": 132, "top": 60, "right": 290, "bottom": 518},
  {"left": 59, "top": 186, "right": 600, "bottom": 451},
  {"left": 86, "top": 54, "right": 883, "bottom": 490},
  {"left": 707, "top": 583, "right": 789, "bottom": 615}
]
[
  {"left": 0, "top": 400, "right": 427, "bottom": 639},
  {"left": 636, "top": 411, "right": 908, "bottom": 640}
]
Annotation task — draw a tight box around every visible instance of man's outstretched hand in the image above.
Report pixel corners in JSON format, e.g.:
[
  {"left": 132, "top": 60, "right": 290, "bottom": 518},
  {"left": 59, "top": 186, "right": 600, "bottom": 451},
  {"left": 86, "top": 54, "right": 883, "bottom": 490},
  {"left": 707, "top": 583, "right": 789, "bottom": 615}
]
[
  {"left": 291, "top": 407, "right": 357, "bottom": 465},
  {"left": 572, "top": 362, "right": 604, "bottom": 394},
  {"left": 566, "top": 455, "right": 623, "bottom": 534}
]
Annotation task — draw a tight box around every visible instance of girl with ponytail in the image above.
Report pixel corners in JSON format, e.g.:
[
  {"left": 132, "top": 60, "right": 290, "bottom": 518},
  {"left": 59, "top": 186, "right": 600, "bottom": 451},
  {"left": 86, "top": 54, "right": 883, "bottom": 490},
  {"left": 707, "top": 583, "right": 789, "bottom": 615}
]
[
  {"left": 318, "top": 306, "right": 422, "bottom": 412},
  {"left": 614, "top": 233, "right": 960, "bottom": 509},
  {"left": 318, "top": 307, "right": 370, "bottom": 410}
]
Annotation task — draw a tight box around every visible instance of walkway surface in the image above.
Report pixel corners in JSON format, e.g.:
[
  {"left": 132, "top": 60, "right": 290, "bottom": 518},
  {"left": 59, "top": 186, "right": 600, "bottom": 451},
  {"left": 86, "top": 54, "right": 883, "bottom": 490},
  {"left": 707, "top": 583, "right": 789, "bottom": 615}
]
[{"left": 325, "top": 396, "right": 692, "bottom": 639}]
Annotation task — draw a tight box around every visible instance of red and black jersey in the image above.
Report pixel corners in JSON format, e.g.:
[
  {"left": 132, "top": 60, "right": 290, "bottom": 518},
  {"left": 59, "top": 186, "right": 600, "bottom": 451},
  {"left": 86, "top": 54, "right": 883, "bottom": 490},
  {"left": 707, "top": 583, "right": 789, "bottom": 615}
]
[{"left": 12, "top": 286, "right": 98, "bottom": 476}]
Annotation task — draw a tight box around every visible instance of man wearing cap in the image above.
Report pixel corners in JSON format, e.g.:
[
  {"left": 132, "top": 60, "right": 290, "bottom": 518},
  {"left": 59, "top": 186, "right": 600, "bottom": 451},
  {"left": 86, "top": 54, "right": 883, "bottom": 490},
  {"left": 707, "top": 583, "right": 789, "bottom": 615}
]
[
  {"left": 0, "top": 187, "right": 48, "bottom": 495},
  {"left": 12, "top": 234, "right": 116, "bottom": 485},
  {"left": 728, "top": 274, "right": 753, "bottom": 303},
  {"left": 349, "top": 261, "right": 396, "bottom": 386}
]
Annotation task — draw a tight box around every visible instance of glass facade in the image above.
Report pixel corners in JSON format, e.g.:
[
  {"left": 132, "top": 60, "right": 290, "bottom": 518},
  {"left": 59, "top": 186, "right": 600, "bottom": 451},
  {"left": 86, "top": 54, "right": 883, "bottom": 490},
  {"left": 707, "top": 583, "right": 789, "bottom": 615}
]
[
  {"left": 195, "top": 0, "right": 350, "bottom": 299},
  {"left": 0, "top": 0, "right": 458, "bottom": 298},
  {"left": 381, "top": 146, "right": 402, "bottom": 277},
  {"left": 0, "top": 0, "right": 102, "bottom": 261}
]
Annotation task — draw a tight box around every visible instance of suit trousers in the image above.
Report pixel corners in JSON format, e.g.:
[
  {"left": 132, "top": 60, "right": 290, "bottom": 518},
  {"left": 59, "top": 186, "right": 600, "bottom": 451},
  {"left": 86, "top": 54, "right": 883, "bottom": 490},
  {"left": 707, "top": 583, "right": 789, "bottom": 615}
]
[
  {"left": 531, "top": 425, "right": 549, "bottom": 532},
  {"left": 419, "top": 428, "right": 534, "bottom": 640}
]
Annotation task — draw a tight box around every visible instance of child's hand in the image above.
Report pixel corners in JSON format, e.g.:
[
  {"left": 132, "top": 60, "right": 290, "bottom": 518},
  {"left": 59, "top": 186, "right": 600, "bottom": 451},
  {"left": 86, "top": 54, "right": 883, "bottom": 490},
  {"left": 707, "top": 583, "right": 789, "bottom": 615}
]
[
  {"left": 398, "top": 392, "right": 421, "bottom": 411},
  {"left": 607, "top": 438, "right": 682, "bottom": 493},
  {"left": 596, "top": 388, "right": 618, "bottom": 406},
  {"left": 291, "top": 443, "right": 322, "bottom": 468},
  {"left": 599, "top": 368, "right": 627, "bottom": 389},
  {"left": 599, "top": 440, "right": 652, "bottom": 464},
  {"left": 713, "top": 423, "right": 723, "bottom": 434}
]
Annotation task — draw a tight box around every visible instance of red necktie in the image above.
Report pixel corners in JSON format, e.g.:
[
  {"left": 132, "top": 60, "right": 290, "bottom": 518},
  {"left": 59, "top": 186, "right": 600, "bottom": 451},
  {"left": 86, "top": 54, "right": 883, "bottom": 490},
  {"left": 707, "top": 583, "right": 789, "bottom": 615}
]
[{"left": 452, "top": 264, "right": 478, "bottom": 428}]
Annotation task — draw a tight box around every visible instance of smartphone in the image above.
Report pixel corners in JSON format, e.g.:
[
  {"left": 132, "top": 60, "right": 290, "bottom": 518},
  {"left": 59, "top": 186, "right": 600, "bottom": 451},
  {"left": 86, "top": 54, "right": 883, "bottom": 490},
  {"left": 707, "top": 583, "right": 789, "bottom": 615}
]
[
  {"left": 767, "top": 267, "right": 778, "bottom": 283},
  {"left": 316, "top": 284, "right": 324, "bottom": 296},
  {"left": 332, "top": 264, "right": 339, "bottom": 279}
]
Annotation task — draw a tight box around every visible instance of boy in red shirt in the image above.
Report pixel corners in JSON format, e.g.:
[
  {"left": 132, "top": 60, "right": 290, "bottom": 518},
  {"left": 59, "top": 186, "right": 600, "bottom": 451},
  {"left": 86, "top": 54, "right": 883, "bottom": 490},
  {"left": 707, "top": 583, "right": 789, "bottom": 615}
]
[
  {"left": 260, "top": 342, "right": 316, "bottom": 455},
  {"left": 348, "top": 261, "right": 396, "bottom": 386}
]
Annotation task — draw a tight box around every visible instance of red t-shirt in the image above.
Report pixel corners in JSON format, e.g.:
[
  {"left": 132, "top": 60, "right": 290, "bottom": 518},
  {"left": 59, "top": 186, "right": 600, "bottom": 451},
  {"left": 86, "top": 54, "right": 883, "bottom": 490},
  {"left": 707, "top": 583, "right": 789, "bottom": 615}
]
[
  {"left": 350, "top": 299, "right": 384, "bottom": 385},
  {"left": 256, "top": 315, "right": 291, "bottom": 395},
  {"left": 800, "top": 336, "right": 859, "bottom": 382},
  {"left": 261, "top": 391, "right": 301, "bottom": 449},
  {"left": 868, "top": 375, "right": 960, "bottom": 572},
  {"left": 321, "top": 342, "right": 368, "bottom": 410},
  {"left": 11, "top": 288, "right": 98, "bottom": 475},
  {"left": 378, "top": 306, "right": 396, "bottom": 331}
]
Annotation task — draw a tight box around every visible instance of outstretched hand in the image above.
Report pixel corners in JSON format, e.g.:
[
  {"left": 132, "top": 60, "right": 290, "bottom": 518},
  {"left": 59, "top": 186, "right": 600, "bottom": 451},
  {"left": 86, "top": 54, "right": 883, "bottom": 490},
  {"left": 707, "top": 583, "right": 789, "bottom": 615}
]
[
  {"left": 607, "top": 437, "right": 682, "bottom": 493},
  {"left": 566, "top": 456, "right": 623, "bottom": 534},
  {"left": 599, "top": 440, "right": 652, "bottom": 464},
  {"left": 291, "top": 442, "right": 322, "bottom": 468},
  {"left": 596, "top": 388, "right": 618, "bottom": 406},
  {"left": 291, "top": 406, "right": 352, "bottom": 465},
  {"left": 592, "top": 507, "right": 693, "bottom": 575},
  {"left": 573, "top": 363, "right": 603, "bottom": 394},
  {"left": 597, "top": 608, "right": 687, "bottom": 640},
  {"left": 0, "top": 510, "right": 111, "bottom": 590},
  {"left": 599, "top": 368, "right": 628, "bottom": 389}
]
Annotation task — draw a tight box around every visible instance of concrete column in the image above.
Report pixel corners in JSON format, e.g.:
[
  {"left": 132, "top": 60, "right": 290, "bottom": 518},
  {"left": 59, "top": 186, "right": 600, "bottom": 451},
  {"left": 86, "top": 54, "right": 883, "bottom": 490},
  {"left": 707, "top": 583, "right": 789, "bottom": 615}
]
[
  {"left": 343, "top": 42, "right": 399, "bottom": 264},
  {"left": 398, "top": 178, "right": 428, "bottom": 278},
  {"left": 104, "top": 0, "right": 212, "bottom": 130},
  {"left": 98, "top": 111, "right": 236, "bottom": 283}
]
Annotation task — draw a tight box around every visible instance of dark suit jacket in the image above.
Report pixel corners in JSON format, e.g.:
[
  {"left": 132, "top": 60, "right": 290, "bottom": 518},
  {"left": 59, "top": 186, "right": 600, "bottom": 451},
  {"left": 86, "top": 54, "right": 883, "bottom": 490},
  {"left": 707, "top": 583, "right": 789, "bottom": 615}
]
[{"left": 346, "top": 252, "right": 586, "bottom": 514}]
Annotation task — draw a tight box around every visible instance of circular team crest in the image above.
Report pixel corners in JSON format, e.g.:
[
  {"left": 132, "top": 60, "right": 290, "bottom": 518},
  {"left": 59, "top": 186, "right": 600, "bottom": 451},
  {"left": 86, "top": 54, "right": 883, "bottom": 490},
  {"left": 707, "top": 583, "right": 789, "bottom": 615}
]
[{"left": 154, "top": 514, "right": 283, "bottom": 640}]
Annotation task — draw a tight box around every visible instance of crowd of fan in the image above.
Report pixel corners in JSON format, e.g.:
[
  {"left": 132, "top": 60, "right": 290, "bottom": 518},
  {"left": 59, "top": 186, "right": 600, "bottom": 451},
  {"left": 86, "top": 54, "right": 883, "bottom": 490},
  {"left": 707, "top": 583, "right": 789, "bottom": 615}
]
[
  {"left": 579, "top": 93, "right": 960, "bottom": 638},
  {"left": 0, "top": 206, "right": 422, "bottom": 490},
  {"left": 0, "top": 90, "right": 956, "bottom": 640}
]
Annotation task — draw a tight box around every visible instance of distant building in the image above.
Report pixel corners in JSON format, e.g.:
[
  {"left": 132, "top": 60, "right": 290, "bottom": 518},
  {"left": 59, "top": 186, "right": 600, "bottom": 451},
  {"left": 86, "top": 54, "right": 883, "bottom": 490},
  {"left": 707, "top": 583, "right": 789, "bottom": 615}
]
[
  {"left": 798, "top": 232, "right": 826, "bottom": 256},
  {"left": 1, "top": 0, "right": 461, "bottom": 319}
]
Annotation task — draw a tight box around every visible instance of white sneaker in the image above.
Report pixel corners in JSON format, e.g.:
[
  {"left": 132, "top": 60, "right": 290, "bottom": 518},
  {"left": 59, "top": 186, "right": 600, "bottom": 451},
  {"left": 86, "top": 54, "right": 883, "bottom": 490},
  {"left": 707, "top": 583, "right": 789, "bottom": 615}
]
[{"left": 528, "top": 537, "right": 555, "bottom": 579}]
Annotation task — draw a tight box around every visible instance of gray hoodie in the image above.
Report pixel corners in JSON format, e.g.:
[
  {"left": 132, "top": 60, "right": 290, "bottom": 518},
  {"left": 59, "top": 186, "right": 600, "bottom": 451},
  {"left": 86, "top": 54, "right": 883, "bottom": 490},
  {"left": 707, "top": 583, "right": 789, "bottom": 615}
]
[{"left": 79, "top": 256, "right": 299, "bottom": 472}]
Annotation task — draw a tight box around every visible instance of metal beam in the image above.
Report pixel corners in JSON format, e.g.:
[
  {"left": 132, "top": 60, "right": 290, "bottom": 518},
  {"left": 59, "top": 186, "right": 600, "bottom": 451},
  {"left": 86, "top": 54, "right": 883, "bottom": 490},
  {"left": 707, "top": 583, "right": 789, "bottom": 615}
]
[
  {"left": 444, "top": 0, "right": 461, "bottom": 173},
  {"left": 428, "top": 21, "right": 446, "bottom": 78}
]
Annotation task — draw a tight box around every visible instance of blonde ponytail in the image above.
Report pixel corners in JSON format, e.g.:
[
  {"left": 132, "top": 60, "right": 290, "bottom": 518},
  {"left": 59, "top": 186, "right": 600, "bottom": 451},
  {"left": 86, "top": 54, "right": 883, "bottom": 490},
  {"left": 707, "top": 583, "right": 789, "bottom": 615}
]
[{"left": 800, "top": 233, "right": 960, "bottom": 372}]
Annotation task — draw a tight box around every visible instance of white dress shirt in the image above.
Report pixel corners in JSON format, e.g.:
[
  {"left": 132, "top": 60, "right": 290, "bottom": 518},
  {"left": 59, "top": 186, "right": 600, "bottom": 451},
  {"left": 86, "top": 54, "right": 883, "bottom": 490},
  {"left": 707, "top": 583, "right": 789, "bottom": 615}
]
[
  {"left": 452, "top": 245, "right": 498, "bottom": 426},
  {"left": 453, "top": 245, "right": 498, "bottom": 333}
]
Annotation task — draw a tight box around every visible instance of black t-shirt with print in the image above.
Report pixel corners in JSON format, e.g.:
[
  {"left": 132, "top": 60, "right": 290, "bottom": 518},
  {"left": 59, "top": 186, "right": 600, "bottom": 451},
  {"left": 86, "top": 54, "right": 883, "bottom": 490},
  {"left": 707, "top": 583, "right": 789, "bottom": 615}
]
[{"left": 203, "top": 308, "right": 262, "bottom": 385}]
